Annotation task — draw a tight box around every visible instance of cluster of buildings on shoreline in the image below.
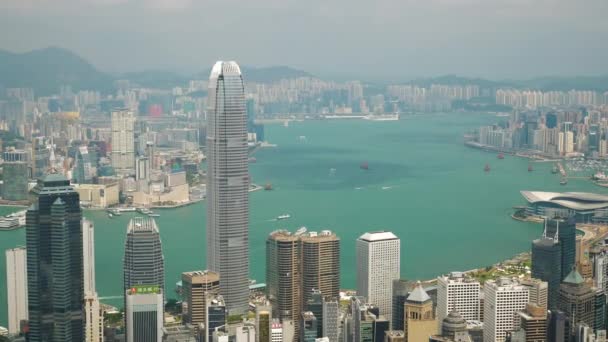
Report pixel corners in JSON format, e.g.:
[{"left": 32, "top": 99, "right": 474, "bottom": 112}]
[{"left": 6, "top": 60, "right": 608, "bottom": 342}]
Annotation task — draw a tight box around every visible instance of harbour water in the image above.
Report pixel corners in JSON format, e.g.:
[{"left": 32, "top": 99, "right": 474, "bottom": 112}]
[{"left": 1, "top": 112, "right": 606, "bottom": 326}]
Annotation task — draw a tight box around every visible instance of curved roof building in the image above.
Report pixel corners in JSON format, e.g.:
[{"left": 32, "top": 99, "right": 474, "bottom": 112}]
[
  {"left": 521, "top": 191, "right": 608, "bottom": 211},
  {"left": 521, "top": 191, "right": 608, "bottom": 222}
]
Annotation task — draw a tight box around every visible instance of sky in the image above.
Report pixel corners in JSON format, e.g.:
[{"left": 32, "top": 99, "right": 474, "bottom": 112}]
[{"left": 0, "top": 0, "right": 607, "bottom": 80}]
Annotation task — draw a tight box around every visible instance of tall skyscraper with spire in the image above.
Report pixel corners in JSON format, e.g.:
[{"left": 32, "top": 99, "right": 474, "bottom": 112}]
[
  {"left": 26, "top": 173, "right": 84, "bottom": 341},
  {"left": 206, "top": 61, "right": 249, "bottom": 314},
  {"left": 531, "top": 219, "right": 562, "bottom": 310}
]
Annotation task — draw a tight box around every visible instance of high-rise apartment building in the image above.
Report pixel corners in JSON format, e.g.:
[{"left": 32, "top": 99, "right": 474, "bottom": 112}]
[
  {"left": 206, "top": 61, "right": 249, "bottom": 314},
  {"left": 125, "top": 286, "right": 164, "bottom": 342},
  {"left": 5, "top": 247, "right": 27, "bottom": 335},
  {"left": 436, "top": 272, "right": 481, "bottom": 326},
  {"left": 181, "top": 270, "right": 220, "bottom": 328},
  {"left": 356, "top": 231, "right": 400, "bottom": 321},
  {"left": 111, "top": 109, "right": 135, "bottom": 174},
  {"left": 301, "top": 231, "right": 340, "bottom": 305},
  {"left": 26, "top": 173, "right": 84, "bottom": 341},
  {"left": 83, "top": 219, "right": 103, "bottom": 342},
  {"left": 483, "top": 278, "right": 530, "bottom": 342}
]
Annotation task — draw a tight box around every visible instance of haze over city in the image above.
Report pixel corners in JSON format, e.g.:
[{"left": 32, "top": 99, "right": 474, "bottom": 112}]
[{"left": 1, "top": 0, "right": 607, "bottom": 79}]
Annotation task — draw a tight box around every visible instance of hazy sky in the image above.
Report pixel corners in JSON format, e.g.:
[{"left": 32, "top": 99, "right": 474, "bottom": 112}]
[{"left": 1, "top": 0, "right": 607, "bottom": 80}]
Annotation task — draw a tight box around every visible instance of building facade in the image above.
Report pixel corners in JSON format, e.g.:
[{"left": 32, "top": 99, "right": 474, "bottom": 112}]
[
  {"left": 356, "top": 231, "right": 400, "bottom": 321},
  {"left": 5, "top": 247, "right": 27, "bottom": 335},
  {"left": 436, "top": 272, "right": 481, "bottom": 326},
  {"left": 83, "top": 219, "right": 103, "bottom": 342},
  {"left": 181, "top": 270, "right": 220, "bottom": 328},
  {"left": 206, "top": 61, "right": 250, "bottom": 314},
  {"left": 483, "top": 278, "right": 530, "bottom": 342},
  {"left": 125, "top": 286, "right": 164, "bottom": 342},
  {"left": 111, "top": 109, "right": 135, "bottom": 174},
  {"left": 26, "top": 173, "right": 84, "bottom": 341}
]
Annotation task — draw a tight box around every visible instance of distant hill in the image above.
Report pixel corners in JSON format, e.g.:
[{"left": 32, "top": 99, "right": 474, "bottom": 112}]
[
  {"left": 406, "top": 75, "right": 512, "bottom": 89},
  {"left": 0, "top": 47, "right": 113, "bottom": 96},
  {"left": 515, "top": 76, "right": 608, "bottom": 92}
]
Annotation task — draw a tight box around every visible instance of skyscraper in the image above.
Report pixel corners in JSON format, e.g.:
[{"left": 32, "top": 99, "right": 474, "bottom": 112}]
[
  {"left": 436, "top": 272, "right": 481, "bottom": 326},
  {"left": 26, "top": 173, "right": 85, "bottom": 341},
  {"left": 111, "top": 109, "right": 135, "bottom": 174},
  {"left": 123, "top": 217, "right": 165, "bottom": 339},
  {"left": 205, "top": 295, "right": 227, "bottom": 342},
  {"left": 83, "top": 219, "right": 103, "bottom": 342},
  {"left": 356, "top": 231, "right": 400, "bottom": 321},
  {"left": 483, "top": 278, "right": 530, "bottom": 342},
  {"left": 181, "top": 270, "right": 220, "bottom": 328},
  {"left": 206, "top": 61, "right": 249, "bottom": 314},
  {"left": 531, "top": 233, "right": 562, "bottom": 310},
  {"left": 123, "top": 217, "right": 165, "bottom": 294},
  {"left": 558, "top": 269, "right": 597, "bottom": 332},
  {"left": 5, "top": 247, "right": 27, "bottom": 335},
  {"left": 545, "top": 217, "right": 576, "bottom": 280},
  {"left": 322, "top": 297, "right": 339, "bottom": 342},
  {"left": 391, "top": 279, "right": 409, "bottom": 331},
  {"left": 125, "top": 286, "right": 164, "bottom": 342},
  {"left": 307, "top": 290, "right": 324, "bottom": 338},
  {"left": 266, "top": 230, "right": 301, "bottom": 330},
  {"left": 300, "top": 312, "right": 318, "bottom": 342},
  {"left": 300, "top": 231, "right": 340, "bottom": 307},
  {"left": 516, "top": 303, "right": 547, "bottom": 342}
]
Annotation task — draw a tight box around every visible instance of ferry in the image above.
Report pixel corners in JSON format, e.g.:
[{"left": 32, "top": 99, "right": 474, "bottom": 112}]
[
  {"left": 363, "top": 114, "right": 400, "bottom": 121},
  {"left": 277, "top": 214, "right": 291, "bottom": 220},
  {"left": 484, "top": 164, "right": 491, "bottom": 172},
  {"left": 497, "top": 153, "right": 504, "bottom": 160},
  {"left": 264, "top": 183, "right": 273, "bottom": 191},
  {"left": 552, "top": 165, "right": 559, "bottom": 174},
  {"left": 560, "top": 178, "right": 568, "bottom": 186},
  {"left": 148, "top": 213, "right": 160, "bottom": 218},
  {"left": 528, "top": 164, "right": 534, "bottom": 172},
  {"left": 360, "top": 162, "right": 369, "bottom": 170},
  {"left": 108, "top": 213, "right": 114, "bottom": 218}
]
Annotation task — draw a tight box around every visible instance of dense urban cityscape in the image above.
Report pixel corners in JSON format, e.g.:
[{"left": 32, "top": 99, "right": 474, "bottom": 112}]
[{"left": 2, "top": 0, "right": 608, "bottom": 341}]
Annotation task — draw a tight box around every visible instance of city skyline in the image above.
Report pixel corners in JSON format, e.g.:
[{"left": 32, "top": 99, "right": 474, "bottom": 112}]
[{"left": 1, "top": 1, "right": 607, "bottom": 79}]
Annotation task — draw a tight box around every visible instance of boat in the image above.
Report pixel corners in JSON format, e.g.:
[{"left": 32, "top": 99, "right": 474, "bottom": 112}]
[
  {"left": 560, "top": 178, "right": 568, "bottom": 185},
  {"left": 264, "top": 183, "right": 273, "bottom": 191},
  {"left": 552, "top": 165, "right": 559, "bottom": 174},
  {"left": 0, "top": 217, "right": 20, "bottom": 230},
  {"left": 148, "top": 213, "right": 160, "bottom": 218},
  {"left": 497, "top": 153, "right": 504, "bottom": 160},
  {"left": 381, "top": 186, "right": 392, "bottom": 190},
  {"left": 248, "top": 157, "right": 257, "bottom": 163},
  {"left": 277, "top": 214, "right": 291, "bottom": 220},
  {"left": 360, "top": 162, "right": 369, "bottom": 170},
  {"left": 484, "top": 164, "right": 491, "bottom": 172},
  {"left": 108, "top": 213, "right": 113, "bottom": 218},
  {"left": 528, "top": 164, "right": 534, "bottom": 172}
]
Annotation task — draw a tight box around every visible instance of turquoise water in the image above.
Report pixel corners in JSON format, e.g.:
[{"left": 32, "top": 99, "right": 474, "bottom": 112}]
[{"left": 1, "top": 112, "right": 606, "bottom": 326}]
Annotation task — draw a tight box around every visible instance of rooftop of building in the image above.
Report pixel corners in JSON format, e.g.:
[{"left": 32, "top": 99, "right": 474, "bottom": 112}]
[
  {"left": 521, "top": 190, "right": 608, "bottom": 210},
  {"left": 181, "top": 270, "right": 220, "bottom": 284},
  {"left": 127, "top": 216, "right": 160, "bottom": 233},
  {"left": 407, "top": 282, "right": 431, "bottom": 303},
  {"left": 210, "top": 61, "right": 242, "bottom": 78},
  {"left": 358, "top": 231, "right": 398, "bottom": 242}
]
